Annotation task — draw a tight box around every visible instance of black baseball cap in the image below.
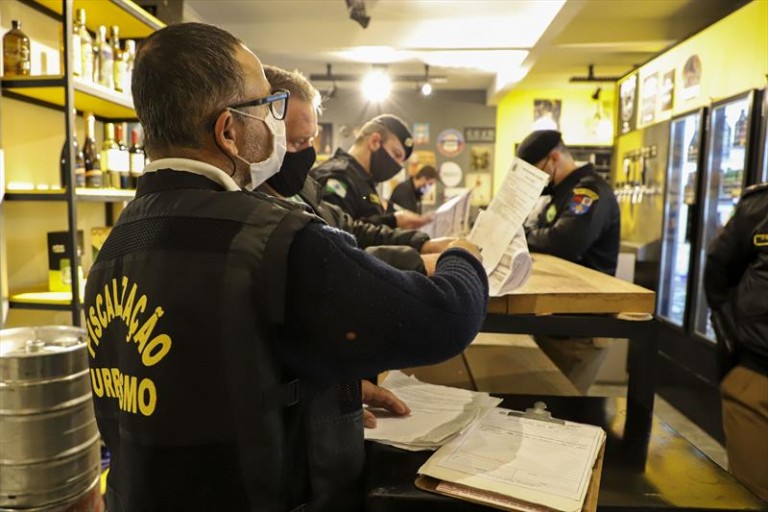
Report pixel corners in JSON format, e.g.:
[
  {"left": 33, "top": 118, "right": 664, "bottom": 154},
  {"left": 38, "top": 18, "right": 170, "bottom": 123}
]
[
  {"left": 516, "top": 130, "right": 562, "bottom": 165},
  {"left": 370, "top": 114, "right": 414, "bottom": 159}
]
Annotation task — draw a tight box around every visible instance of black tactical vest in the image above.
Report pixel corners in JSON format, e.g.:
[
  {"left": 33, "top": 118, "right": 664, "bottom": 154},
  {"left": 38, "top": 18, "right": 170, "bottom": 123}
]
[{"left": 85, "top": 170, "right": 365, "bottom": 512}]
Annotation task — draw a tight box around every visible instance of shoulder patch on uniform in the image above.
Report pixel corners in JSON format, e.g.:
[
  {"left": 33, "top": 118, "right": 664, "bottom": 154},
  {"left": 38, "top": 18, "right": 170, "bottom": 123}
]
[
  {"left": 568, "top": 193, "right": 594, "bottom": 215},
  {"left": 367, "top": 193, "right": 382, "bottom": 206},
  {"left": 545, "top": 204, "right": 557, "bottom": 223},
  {"left": 324, "top": 178, "right": 348, "bottom": 198},
  {"left": 755, "top": 233, "right": 768, "bottom": 247},
  {"left": 572, "top": 187, "right": 600, "bottom": 200},
  {"left": 743, "top": 182, "right": 768, "bottom": 199}
]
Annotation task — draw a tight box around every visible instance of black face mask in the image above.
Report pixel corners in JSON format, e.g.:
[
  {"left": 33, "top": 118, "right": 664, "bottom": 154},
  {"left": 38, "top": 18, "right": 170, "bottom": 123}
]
[
  {"left": 266, "top": 146, "right": 317, "bottom": 197},
  {"left": 369, "top": 146, "right": 403, "bottom": 183}
]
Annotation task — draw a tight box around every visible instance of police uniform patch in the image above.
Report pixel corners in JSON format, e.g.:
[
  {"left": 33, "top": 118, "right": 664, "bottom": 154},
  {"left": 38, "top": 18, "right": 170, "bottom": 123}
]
[
  {"left": 754, "top": 233, "right": 768, "bottom": 247},
  {"left": 568, "top": 194, "right": 594, "bottom": 215},
  {"left": 545, "top": 204, "right": 557, "bottom": 223},
  {"left": 572, "top": 187, "right": 599, "bottom": 200},
  {"left": 367, "top": 193, "right": 382, "bottom": 206},
  {"left": 324, "top": 178, "right": 348, "bottom": 198}
]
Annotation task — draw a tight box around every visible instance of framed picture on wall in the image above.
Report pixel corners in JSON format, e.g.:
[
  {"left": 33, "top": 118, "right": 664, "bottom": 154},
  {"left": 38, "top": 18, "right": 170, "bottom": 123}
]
[
  {"left": 314, "top": 123, "right": 334, "bottom": 157},
  {"left": 465, "top": 127, "right": 496, "bottom": 143}
]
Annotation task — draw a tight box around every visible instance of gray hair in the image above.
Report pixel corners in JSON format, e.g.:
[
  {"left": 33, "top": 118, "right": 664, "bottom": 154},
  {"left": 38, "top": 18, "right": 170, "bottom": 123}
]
[{"left": 263, "top": 65, "right": 322, "bottom": 113}]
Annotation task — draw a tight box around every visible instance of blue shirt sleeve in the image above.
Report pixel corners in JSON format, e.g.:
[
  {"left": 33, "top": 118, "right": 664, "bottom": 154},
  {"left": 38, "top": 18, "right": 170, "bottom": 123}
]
[{"left": 280, "top": 222, "right": 489, "bottom": 380}]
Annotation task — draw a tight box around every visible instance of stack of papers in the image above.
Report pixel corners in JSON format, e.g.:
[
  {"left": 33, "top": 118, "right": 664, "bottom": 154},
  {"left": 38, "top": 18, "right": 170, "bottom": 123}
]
[
  {"left": 418, "top": 407, "right": 607, "bottom": 512},
  {"left": 420, "top": 188, "right": 473, "bottom": 238},
  {"left": 364, "top": 371, "right": 502, "bottom": 451},
  {"left": 468, "top": 158, "right": 550, "bottom": 295}
]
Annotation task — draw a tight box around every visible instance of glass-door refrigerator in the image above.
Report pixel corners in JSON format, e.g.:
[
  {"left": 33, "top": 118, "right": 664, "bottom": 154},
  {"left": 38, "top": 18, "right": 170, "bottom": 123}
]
[
  {"left": 692, "top": 91, "right": 757, "bottom": 342},
  {"left": 657, "top": 109, "right": 706, "bottom": 328}
]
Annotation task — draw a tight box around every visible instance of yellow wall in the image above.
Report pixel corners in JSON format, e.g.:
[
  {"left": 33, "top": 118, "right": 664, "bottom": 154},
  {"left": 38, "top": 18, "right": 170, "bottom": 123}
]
[{"left": 493, "top": 86, "right": 615, "bottom": 192}]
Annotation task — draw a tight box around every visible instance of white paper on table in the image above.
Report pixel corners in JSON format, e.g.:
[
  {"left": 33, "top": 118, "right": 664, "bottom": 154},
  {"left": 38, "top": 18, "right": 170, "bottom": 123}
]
[
  {"left": 418, "top": 407, "right": 606, "bottom": 512},
  {"left": 364, "top": 371, "right": 501, "bottom": 450},
  {"left": 420, "top": 188, "right": 472, "bottom": 238}
]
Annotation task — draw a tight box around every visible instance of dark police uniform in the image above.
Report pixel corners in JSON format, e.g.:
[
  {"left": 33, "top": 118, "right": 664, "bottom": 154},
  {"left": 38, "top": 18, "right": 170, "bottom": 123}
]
[
  {"left": 312, "top": 148, "right": 398, "bottom": 228},
  {"left": 387, "top": 177, "right": 422, "bottom": 214},
  {"left": 299, "top": 176, "right": 429, "bottom": 272},
  {"left": 524, "top": 163, "right": 620, "bottom": 275},
  {"left": 86, "top": 161, "right": 489, "bottom": 512},
  {"left": 704, "top": 182, "right": 768, "bottom": 501}
]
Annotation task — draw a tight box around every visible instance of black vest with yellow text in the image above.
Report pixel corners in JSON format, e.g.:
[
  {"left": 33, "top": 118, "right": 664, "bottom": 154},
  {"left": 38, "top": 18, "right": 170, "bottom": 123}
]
[{"left": 85, "top": 169, "right": 365, "bottom": 512}]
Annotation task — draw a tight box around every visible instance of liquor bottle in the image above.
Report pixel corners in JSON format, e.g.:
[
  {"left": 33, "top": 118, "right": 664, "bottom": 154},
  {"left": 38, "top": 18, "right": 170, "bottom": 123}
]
[
  {"left": 122, "top": 40, "right": 136, "bottom": 93},
  {"left": 75, "top": 9, "right": 93, "bottom": 82},
  {"left": 71, "top": 11, "right": 82, "bottom": 77},
  {"left": 83, "top": 112, "right": 102, "bottom": 188},
  {"left": 94, "top": 25, "right": 113, "bottom": 88},
  {"left": 3, "top": 20, "right": 31, "bottom": 77},
  {"left": 101, "top": 123, "right": 121, "bottom": 188},
  {"left": 110, "top": 25, "right": 124, "bottom": 92},
  {"left": 60, "top": 135, "right": 86, "bottom": 189},
  {"left": 128, "top": 128, "right": 145, "bottom": 189},
  {"left": 733, "top": 109, "right": 747, "bottom": 148},
  {"left": 721, "top": 119, "right": 731, "bottom": 159},
  {"left": 687, "top": 129, "right": 699, "bottom": 162},
  {"left": 114, "top": 123, "right": 130, "bottom": 188}
]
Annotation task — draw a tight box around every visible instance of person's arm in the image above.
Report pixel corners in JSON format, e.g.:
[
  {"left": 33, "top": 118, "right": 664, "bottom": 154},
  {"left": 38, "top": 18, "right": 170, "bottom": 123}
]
[
  {"left": 320, "top": 176, "right": 361, "bottom": 219},
  {"left": 526, "top": 185, "right": 610, "bottom": 261},
  {"left": 704, "top": 196, "right": 756, "bottom": 309},
  {"left": 364, "top": 246, "right": 427, "bottom": 273},
  {"left": 280, "top": 223, "right": 488, "bottom": 380},
  {"left": 336, "top": 206, "right": 429, "bottom": 251}
]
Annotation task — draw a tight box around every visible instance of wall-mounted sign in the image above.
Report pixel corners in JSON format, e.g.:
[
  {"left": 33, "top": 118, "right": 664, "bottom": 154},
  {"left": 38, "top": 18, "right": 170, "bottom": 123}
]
[
  {"left": 533, "top": 99, "right": 561, "bottom": 131},
  {"left": 660, "top": 70, "right": 675, "bottom": 112},
  {"left": 619, "top": 74, "right": 638, "bottom": 135},
  {"left": 436, "top": 129, "right": 465, "bottom": 157},
  {"left": 439, "top": 161, "right": 463, "bottom": 187},
  {"left": 641, "top": 72, "right": 658, "bottom": 125},
  {"left": 681, "top": 55, "right": 702, "bottom": 100},
  {"left": 464, "top": 127, "right": 496, "bottom": 143},
  {"left": 412, "top": 123, "right": 430, "bottom": 145}
]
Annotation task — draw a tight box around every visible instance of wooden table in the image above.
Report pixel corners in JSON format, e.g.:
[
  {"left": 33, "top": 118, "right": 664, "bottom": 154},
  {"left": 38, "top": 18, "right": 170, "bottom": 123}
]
[{"left": 482, "top": 254, "right": 658, "bottom": 465}]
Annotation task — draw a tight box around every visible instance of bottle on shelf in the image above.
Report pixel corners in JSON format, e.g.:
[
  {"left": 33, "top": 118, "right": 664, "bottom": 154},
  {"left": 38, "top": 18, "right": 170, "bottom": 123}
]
[
  {"left": 110, "top": 25, "right": 125, "bottom": 92},
  {"left": 83, "top": 112, "right": 103, "bottom": 188},
  {"left": 128, "top": 127, "right": 145, "bottom": 188},
  {"left": 94, "top": 25, "right": 114, "bottom": 88},
  {"left": 71, "top": 10, "right": 82, "bottom": 77},
  {"left": 733, "top": 109, "right": 747, "bottom": 148},
  {"left": 101, "top": 123, "right": 122, "bottom": 188},
  {"left": 721, "top": 118, "right": 732, "bottom": 159},
  {"left": 687, "top": 129, "right": 699, "bottom": 163},
  {"left": 122, "top": 39, "right": 136, "bottom": 93},
  {"left": 3, "top": 20, "right": 31, "bottom": 77},
  {"left": 75, "top": 9, "right": 93, "bottom": 82},
  {"left": 60, "top": 134, "right": 86, "bottom": 189},
  {"left": 114, "top": 123, "right": 131, "bottom": 188}
]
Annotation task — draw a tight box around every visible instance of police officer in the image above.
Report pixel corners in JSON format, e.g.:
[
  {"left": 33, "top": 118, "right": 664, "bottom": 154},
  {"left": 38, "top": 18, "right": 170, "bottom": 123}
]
[
  {"left": 85, "top": 23, "right": 488, "bottom": 512},
  {"left": 262, "top": 65, "right": 452, "bottom": 275},
  {"left": 518, "top": 130, "right": 620, "bottom": 274},
  {"left": 312, "top": 114, "right": 432, "bottom": 229},
  {"left": 704, "top": 182, "right": 768, "bottom": 501},
  {"left": 387, "top": 164, "right": 439, "bottom": 214},
  {"left": 517, "top": 130, "right": 620, "bottom": 393}
]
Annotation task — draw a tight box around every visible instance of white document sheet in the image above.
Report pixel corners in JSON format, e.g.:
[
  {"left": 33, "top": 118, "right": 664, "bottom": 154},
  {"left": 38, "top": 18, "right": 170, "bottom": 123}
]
[
  {"left": 421, "top": 188, "right": 472, "bottom": 238},
  {"left": 468, "top": 158, "right": 549, "bottom": 292},
  {"left": 364, "top": 371, "right": 501, "bottom": 450},
  {"left": 419, "top": 407, "right": 606, "bottom": 512}
]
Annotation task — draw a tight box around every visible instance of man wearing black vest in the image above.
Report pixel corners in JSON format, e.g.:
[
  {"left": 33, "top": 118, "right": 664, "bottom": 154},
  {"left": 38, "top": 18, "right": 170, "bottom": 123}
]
[{"left": 84, "top": 23, "right": 488, "bottom": 512}]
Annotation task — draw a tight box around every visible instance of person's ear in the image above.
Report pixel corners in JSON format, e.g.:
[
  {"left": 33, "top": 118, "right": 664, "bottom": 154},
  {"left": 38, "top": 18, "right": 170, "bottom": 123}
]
[
  {"left": 213, "top": 110, "right": 241, "bottom": 157},
  {"left": 368, "top": 132, "right": 382, "bottom": 152}
]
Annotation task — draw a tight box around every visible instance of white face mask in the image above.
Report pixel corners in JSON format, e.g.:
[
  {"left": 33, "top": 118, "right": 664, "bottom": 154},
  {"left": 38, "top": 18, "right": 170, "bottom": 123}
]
[{"left": 227, "top": 107, "right": 287, "bottom": 191}]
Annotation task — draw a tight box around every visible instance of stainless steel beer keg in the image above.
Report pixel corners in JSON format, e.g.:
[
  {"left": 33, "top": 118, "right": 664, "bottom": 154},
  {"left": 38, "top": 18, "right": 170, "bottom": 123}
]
[{"left": 0, "top": 326, "right": 100, "bottom": 509}]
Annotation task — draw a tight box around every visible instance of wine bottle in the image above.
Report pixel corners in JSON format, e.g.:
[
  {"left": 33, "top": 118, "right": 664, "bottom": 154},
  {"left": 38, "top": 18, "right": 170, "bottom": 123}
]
[
  {"left": 60, "top": 135, "right": 86, "bottom": 189},
  {"left": 83, "top": 112, "right": 102, "bottom": 188},
  {"left": 110, "top": 25, "right": 125, "bottom": 92},
  {"left": 733, "top": 109, "right": 747, "bottom": 148},
  {"left": 101, "top": 123, "right": 121, "bottom": 188},
  {"left": 76, "top": 9, "right": 94, "bottom": 82},
  {"left": 687, "top": 129, "right": 699, "bottom": 162},
  {"left": 114, "top": 123, "right": 131, "bottom": 188},
  {"left": 122, "top": 40, "right": 136, "bottom": 93},
  {"left": 3, "top": 20, "right": 31, "bottom": 77},
  {"left": 94, "top": 25, "right": 113, "bottom": 88},
  {"left": 128, "top": 128, "right": 145, "bottom": 189}
]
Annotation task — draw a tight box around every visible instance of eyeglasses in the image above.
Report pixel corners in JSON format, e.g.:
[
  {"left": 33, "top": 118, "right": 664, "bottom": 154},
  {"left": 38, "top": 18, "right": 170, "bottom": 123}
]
[{"left": 228, "top": 89, "right": 290, "bottom": 120}]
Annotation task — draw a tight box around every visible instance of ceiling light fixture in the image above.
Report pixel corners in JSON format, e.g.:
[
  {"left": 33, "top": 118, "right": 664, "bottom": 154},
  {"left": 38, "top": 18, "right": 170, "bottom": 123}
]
[
  {"left": 345, "top": 0, "right": 370, "bottom": 29},
  {"left": 569, "top": 64, "right": 622, "bottom": 83},
  {"left": 420, "top": 65, "right": 432, "bottom": 96},
  {"left": 362, "top": 68, "right": 391, "bottom": 102}
]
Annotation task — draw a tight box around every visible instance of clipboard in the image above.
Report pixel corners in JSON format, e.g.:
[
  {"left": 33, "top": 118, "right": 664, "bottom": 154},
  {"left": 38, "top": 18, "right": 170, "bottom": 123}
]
[{"left": 415, "top": 402, "right": 606, "bottom": 512}]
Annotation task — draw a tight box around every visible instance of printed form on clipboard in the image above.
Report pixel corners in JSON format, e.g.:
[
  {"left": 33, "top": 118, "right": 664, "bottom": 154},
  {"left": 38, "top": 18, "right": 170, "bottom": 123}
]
[
  {"left": 416, "top": 406, "right": 606, "bottom": 512},
  {"left": 468, "top": 158, "right": 550, "bottom": 295}
]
